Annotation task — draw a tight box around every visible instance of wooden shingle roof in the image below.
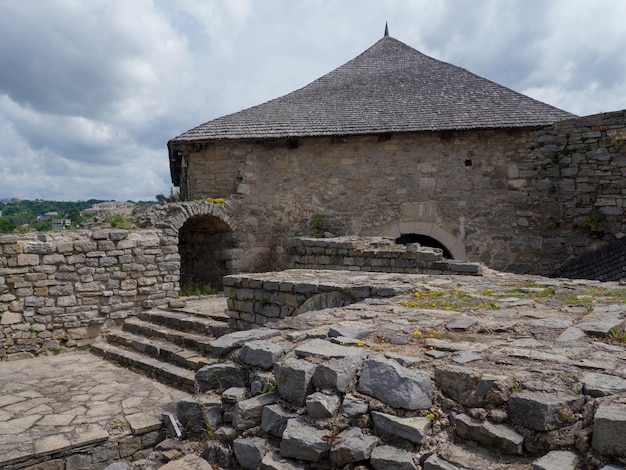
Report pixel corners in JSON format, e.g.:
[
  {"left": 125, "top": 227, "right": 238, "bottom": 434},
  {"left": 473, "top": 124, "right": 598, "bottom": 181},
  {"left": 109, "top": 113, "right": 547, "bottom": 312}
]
[{"left": 170, "top": 35, "right": 575, "bottom": 145}]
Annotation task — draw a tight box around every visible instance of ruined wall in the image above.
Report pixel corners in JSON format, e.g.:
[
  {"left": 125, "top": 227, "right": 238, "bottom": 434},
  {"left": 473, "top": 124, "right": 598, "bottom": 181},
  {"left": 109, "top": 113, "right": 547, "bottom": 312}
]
[
  {"left": 510, "top": 110, "right": 626, "bottom": 270},
  {"left": 0, "top": 229, "right": 179, "bottom": 360},
  {"left": 178, "top": 109, "right": 626, "bottom": 276},
  {"left": 181, "top": 128, "right": 533, "bottom": 273}
]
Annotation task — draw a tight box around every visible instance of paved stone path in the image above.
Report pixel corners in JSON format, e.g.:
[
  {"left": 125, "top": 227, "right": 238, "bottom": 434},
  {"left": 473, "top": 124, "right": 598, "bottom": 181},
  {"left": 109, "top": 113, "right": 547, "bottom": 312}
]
[{"left": 0, "top": 352, "right": 187, "bottom": 468}]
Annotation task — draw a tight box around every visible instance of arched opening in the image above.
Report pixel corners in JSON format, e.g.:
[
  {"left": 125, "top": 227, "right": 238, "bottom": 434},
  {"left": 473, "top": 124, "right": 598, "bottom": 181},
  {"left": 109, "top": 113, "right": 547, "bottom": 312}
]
[
  {"left": 395, "top": 233, "right": 453, "bottom": 259},
  {"left": 179, "top": 215, "right": 235, "bottom": 292}
]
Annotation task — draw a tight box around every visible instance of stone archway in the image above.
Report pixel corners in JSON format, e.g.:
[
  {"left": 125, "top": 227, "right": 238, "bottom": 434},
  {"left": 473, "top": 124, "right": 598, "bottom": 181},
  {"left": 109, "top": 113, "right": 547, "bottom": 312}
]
[
  {"left": 395, "top": 233, "right": 453, "bottom": 259},
  {"left": 160, "top": 201, "right": 238, "bottom": 292},
  {"left": 374, "top": 221, "right": 467, "bottom": 261}
]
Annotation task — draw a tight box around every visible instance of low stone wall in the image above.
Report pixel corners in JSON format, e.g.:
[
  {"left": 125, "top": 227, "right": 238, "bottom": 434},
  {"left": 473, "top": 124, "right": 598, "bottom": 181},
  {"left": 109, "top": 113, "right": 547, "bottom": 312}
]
[
  {"left": 224, "top": 270, "right": 430, "bottom": 330},
  {"left": 0, "top": 229, "right": 179, "bottom": 360},
  {"left": 6, "top": 427, "right": 164, "bottom": 470},
  {"left": 276, "top": 236, "right": 480, "bottom": 274}
]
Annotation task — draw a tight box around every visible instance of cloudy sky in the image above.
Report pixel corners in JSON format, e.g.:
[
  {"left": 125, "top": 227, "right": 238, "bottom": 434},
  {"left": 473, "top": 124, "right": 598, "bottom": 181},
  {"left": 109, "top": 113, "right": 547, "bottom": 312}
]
[{"left": 1, "top": 0, "right": 625, "bottom": 201}]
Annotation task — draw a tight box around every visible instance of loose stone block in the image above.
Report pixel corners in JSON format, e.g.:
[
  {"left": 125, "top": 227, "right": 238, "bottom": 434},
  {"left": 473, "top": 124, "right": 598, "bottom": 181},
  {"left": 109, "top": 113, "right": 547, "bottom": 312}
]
[
  {"left": 532, "top": 450, "right": 579, "bottom": 470},
  {"left": 232, "top": 392, "right": 278, "bottom": 430},
  {"left": 305, "top": 392, "right": 340, "bottom": 419},
  {"left": 295, "top": 338, "right": 367, "bottom": 360},
  {"left": 330, "top": 426, "right": 378, "bottom": 466},
  {"left": 370, "top": 445, "right": 417, "bottom": 470},
  {"left": 592, "top": 403, "right": 626, "bottom": 458},
  {"left": 195, "top": 363, "right": 249, "bottom": 392},
  {"left": 371, "top": 410, "right": 431, "bottom": 444},
  {"left": 312, "top": 355, "right": 364, "bottom": 392},
  {"left": 208, "top": 328, "right": 281, "bottom": 356},
  {"left": 454, "top": 413, "right": 523, "bottom": 455},
  {"left": 259, "top": 451, "right": 307, "bottom": 470},
  {"left": 274, "top": 358, "right": 316, "bottom": 406},
  {"left": 342, "top": 394, "right": 369, "bottom": 418},
  {"left": 176, "top": 396, "right": 222, "bottom": 437},
  {"left": 508, "top": 391, "right": 584, "bottom": 431},
  {"left": 556, "top": 327, "right": 586, "bottom": 342},
  {"left": 233, "top": 437, "right": 268, "bottom": 470},
  {"left": 240, "top": 340, "right": 285, "bottom": 369},
  {"left": 423, "top": 454, "right": 464, "bottom": 470},
  {"left": 582, "top": 372, "right": 626, "bottom": 397},
  {"left": 261, "top": 404, "right": 298, "bottom": 438},
  {"left": 279, "top": 418, "right": 329, "bottom": 462},
  {"left": 358, "top": 356, "right": 432, "bottom": 410}
]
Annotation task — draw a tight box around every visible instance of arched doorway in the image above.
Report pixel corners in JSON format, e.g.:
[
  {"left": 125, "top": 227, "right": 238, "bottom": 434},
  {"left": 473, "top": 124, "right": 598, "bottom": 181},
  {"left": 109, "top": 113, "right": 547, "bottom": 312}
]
[
  {"left": 370, "top": 221, "right": 467, "bottom": 261},
  {"left": 178, "top": 215, "right": 235, "bottom": 292},
  {"left": 395, "top": 233, "right": 453, "bottom": 259}
]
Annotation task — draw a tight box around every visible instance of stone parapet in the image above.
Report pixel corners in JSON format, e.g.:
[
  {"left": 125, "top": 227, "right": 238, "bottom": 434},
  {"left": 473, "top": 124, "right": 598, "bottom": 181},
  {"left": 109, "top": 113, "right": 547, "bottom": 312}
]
[
  {"left": 223, "top": 267, "right": 480, "bottom": 330},
  {"left": 276, "top": 236, "right": 480, "bottom": 276},
  {"left": 0, "top": 229, "right": 179, "bottom": 359}
]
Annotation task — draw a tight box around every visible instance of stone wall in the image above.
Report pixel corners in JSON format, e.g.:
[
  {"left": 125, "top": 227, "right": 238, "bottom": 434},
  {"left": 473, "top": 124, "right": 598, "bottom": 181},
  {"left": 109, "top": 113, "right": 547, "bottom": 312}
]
[
  {"left": 176, "top": 109, "right": 626, "bottom": 276},
  {"left": 275, "top": 236, "right": 480, "bottom": 275},
  {"left": 223, "top": 235, "right": 481, "bottom": 330},
  {"left": 0, "top": 229, "right": 179, "bottom": 360}
]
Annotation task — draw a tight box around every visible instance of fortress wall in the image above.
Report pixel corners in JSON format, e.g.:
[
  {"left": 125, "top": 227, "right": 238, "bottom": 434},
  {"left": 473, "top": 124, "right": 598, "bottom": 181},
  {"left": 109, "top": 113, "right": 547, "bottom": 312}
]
[
  {"left": 178, "top": 110, "right": 626, "bottom": 276},
  {"left": 0, "top": 229, "right": 179, "bottom": 360}
]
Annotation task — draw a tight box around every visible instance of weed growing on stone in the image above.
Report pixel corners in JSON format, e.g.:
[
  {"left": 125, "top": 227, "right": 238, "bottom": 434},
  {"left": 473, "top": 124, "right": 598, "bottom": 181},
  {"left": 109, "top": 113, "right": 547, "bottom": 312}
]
[
  {"left": 105, "top": 213, "right": 133, "bottom": 229},
  {"left": 193, "top": 378, "right": 218, "bottom": 441},
  {"left": 313, "top": 214, "right": 324, "bottom": 230},
  {"left": 261, "top": 381, "right": 277, "bottom": 393},
  {"left": 510, "top": 378, "right": 523, "bottom": 393},
  {"left": 399, "top": 289, "right": 500, "bottom": 312},
  {"left": 111, "top": 418, "right": 128, "bottom": 430},
  {"left": 52, "top": 346, "right": 63, "bottom": 355},
  {"left": 321, "top": 428, "right": 342, "bottom": 448},
  {"left": 608, "top": 327, "right": 626, "bottom": 342}
]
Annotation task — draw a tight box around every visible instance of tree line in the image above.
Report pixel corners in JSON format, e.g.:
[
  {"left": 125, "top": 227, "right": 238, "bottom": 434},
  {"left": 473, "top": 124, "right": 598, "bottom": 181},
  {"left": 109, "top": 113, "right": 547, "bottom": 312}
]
[{"left": 0, "top": 199, "right": 106, "bottom": 233}]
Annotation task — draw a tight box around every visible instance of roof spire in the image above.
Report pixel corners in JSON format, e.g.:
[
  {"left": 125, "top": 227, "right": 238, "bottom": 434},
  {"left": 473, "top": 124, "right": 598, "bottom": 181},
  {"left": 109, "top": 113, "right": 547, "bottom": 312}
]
[{"left": 384, "top": 22, "right": 389, "bottom": 37}]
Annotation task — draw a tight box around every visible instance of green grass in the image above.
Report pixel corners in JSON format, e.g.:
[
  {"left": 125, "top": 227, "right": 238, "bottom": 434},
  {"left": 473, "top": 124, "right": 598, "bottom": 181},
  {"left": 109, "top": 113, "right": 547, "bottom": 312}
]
[{"left": 179, "top": 282, "right": 219, "bottom": 297}]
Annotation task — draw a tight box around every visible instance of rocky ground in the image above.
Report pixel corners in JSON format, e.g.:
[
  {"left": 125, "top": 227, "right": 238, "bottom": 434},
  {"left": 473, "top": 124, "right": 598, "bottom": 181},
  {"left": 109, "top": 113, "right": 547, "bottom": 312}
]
[
  {"left": 47, "top": 269, "right": 626, "bottom": 470},
  {"left": 102, "top": 268, "right": 626, "bottom": 469}
]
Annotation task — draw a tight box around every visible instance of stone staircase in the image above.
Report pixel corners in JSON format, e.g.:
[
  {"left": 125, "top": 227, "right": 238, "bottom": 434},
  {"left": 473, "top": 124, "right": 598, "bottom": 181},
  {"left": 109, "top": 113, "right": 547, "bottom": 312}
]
[{"left": 91, "top": 295, "right": 231, "bottom": 392}]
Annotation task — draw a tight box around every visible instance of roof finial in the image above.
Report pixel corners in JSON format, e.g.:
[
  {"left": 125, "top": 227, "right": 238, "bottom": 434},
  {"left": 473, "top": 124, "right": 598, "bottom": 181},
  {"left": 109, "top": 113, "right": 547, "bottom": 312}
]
[{"left": 384, "top": 22, "right": 389, "bottom": 37}]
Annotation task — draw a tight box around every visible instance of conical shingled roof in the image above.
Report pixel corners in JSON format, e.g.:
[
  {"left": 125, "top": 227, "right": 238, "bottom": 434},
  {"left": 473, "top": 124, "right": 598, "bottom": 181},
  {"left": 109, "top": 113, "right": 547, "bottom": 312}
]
[{"left": 170, "top": 35, "right": 576, "bottom": 143}]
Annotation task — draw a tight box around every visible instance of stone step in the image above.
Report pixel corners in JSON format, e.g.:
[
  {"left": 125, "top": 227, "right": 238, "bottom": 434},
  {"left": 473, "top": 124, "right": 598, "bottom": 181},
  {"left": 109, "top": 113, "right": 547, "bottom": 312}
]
[
  {"left": 165, "top": 295, "right": 230, "bottom": 321},
  {"left": 122, "top": 317, "right": 217, "bottom": 353},
  {"left": 140, "top": 309, "right": 231, "bottom": 337},
  {"left": 106, "top": 328, "right": 214, "bottom": 371},
  {"left": 91, "top": 341, "right": 196, "bottom": 392}
]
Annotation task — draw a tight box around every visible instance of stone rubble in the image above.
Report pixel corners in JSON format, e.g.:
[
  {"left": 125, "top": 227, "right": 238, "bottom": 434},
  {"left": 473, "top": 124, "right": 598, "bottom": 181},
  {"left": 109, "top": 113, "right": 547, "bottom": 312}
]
[{"left": 162, "top": 268, "right": 626, "bottom": 470}]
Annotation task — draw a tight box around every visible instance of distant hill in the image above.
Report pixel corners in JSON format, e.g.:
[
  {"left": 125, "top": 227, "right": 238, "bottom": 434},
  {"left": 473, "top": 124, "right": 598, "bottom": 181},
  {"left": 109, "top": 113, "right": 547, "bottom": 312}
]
[{"left": 0, "top": 199, "right": 107, "bottom": 231}]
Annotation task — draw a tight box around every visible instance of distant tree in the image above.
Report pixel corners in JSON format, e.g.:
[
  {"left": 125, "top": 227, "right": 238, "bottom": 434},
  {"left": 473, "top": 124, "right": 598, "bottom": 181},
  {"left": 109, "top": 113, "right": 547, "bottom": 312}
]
[
  {"left": 0, "top": 217, "right": 17, "bottom": 233},
  {"left": 33, "top": 220, "right": 52, "bottom": 231}
]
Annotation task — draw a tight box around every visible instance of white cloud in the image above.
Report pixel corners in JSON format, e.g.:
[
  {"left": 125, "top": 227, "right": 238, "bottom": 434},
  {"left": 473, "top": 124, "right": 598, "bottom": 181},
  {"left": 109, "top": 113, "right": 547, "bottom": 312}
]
[{"left": 0, "top": 0, "right": 625, "bottom": 200}]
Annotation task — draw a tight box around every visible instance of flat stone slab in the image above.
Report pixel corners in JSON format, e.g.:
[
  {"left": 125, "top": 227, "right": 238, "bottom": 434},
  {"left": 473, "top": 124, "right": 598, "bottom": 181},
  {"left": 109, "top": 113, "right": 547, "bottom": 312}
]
[
  {"left": 532, "top": 450, "right": 579, "bottom": 470},
  {"left": 577, "top": 311, "right": 624, "bottom": 336},
  {"left": 0, "top": 352, "right": 186, "bottom": 468},
  {"left": 295, "top": 338, "right": 368, "bottom": 360},
  {"left": 582, "top": 372, "right": 626, "bottom": 397},
  {"left": 208, "top": 328, "right": 281, "bottom": 356}
]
